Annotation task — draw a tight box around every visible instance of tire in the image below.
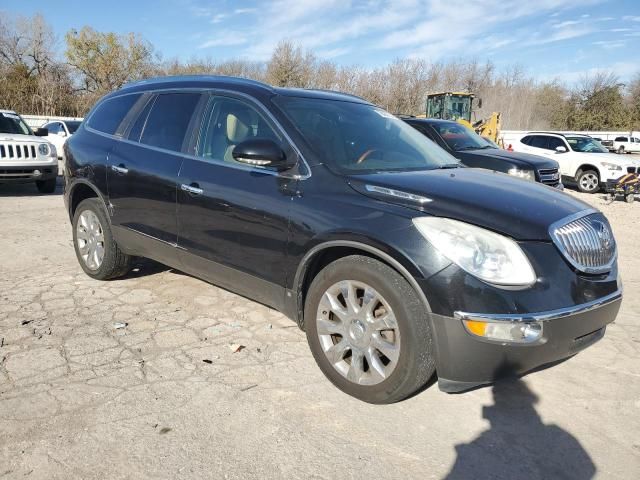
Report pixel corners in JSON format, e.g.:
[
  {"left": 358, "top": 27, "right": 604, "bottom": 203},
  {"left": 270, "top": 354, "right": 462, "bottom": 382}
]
[
  {"left": 576, "top": 169, "right": 600, "bottom": 193},
  {"left": 35, "top": 178, "right": 57, "bottom": 194},
  {"left": 618, "top": 146, "right": 625, "bottom": 154},
  {"left": 625, "top": 194, "right": 635, "bottom": 204},
  {"left": 72, "top": 198, "right": 132, "bottom": 280},
  {"left": 304, "top": 255, "right": 436, "bottom": 404}
]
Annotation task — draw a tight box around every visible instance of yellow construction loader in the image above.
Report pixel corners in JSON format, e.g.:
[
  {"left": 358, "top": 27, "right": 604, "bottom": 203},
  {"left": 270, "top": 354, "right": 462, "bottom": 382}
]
[{"left": 425, "top": 92, "right": 501, "bottom": 145}]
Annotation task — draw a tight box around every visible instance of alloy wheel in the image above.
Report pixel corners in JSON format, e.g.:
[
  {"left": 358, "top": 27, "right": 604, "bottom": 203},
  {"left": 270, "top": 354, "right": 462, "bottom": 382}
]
[
  {"left": 580, "top": 172, "right": 599, "bottom": 192},
  {"left": 316, "top": 280, "right": 401, "bottom": 385},
  {"left": 76, "top": 210, "right": 105, "bottom": 270}
]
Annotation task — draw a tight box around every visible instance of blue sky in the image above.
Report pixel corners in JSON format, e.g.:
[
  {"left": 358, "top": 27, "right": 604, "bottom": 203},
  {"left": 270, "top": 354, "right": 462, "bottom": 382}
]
[{"left": 3, "top": 0, "right": 639, "bottom": 83}]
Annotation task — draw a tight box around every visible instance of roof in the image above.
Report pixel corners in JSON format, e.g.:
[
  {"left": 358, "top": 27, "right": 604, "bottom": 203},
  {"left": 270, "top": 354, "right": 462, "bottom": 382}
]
[
  {"left": 525, "top": 131, "right": 592, "bottom": 138},
  {"left": 117, "top": 75, "right": 369, "bottom": 104},
  {"left": 0, "top": 109, "right": 18, "bottom": 114},
  {"left": 426, "top": 92, "right": 474, "bottom": 97}
]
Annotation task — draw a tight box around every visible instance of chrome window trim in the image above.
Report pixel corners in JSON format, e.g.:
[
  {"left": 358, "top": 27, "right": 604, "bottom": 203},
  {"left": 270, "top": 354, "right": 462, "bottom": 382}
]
[
  {"left": 454, "top": 288, "right": 622, "bottom": 323},
  {"left": 85, "top": 87, "right": 311, "bottom": 180},
  {"left": 548, "top": 208, "right": 617, "bottom": 274}
]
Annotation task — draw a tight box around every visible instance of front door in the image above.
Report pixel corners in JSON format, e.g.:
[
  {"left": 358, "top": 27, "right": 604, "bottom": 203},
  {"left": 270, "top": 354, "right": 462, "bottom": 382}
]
[
  {"left": 107, "top": 92, "right": 202, "bottom": 261},
  {"left": 177, "top": 94, "right": 297, "bottom": 310}
]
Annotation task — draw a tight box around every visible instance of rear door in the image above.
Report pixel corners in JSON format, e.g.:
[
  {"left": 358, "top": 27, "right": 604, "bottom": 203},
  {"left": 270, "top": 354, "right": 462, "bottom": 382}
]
[
  {"left": 176, "top": 93, "right": 298, "bottom": 310},
  {"left": 107, "top": 92, "right": 203, "bottom": 263}
]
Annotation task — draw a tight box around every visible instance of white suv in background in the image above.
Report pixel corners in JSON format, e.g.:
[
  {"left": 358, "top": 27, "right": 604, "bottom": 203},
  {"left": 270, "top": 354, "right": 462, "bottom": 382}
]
[{"left": 513, "top": 132, "right": 640, "bottom": 193}]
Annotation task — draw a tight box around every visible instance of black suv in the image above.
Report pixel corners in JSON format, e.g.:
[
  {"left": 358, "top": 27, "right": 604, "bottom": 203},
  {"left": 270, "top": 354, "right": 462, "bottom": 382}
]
[
  {"left": 64, "top": 76, "right": 621, "bottom": 403},
  {"left": 403, "top": 118, "right": 563, "bottom": 188}
]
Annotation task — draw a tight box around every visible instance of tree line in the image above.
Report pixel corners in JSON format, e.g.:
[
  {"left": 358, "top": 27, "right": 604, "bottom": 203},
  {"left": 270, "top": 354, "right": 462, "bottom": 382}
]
[{"left": 1, "top": 13, "right": 639, "bottom": 131}]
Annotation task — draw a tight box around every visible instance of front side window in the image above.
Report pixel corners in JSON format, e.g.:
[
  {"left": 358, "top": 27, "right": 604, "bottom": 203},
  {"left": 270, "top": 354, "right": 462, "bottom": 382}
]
[
  {"left": 566, "top": 136, "right": 609, "bottom": 153},
  {"left": 0, "top": 112, "right": 33, "bottom": 135},
  {"left": 89, "top": 94, "right": 142, "bottom": 135},
  {"left": 274, "top": 96, "right": 458, "bottom": 174},
  {"left": 547, "top": 137, "right": 567, "bottom": 151},
  {"left": 429, "top": 122, "right": 489, "bottom": 151},
  {"left": 139, "top": 93, "right": 201, "bottom": 152},
  {"left": 198, "top": 96, "right": 282, "bottom": 163}
]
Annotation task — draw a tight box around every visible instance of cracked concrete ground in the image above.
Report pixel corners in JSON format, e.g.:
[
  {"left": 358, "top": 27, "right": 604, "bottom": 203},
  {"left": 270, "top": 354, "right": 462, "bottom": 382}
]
[{"left": 0, "top": 179, "right": 639, "bottom": 479}]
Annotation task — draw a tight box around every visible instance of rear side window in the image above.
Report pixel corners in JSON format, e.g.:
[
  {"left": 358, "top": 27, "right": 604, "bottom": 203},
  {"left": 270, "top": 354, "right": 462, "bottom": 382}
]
[
  {"left": 140, "top": 93, "right": 201, "bottom": 152},
  {"left": 520, "top": 135, "right": 532, "bottom": 145},
  {"left": 89, "top": 94, "right": 141, "bottom": 135},
  {"left": 615, "top": 137, "right": 627, "bottom": 142},
  {"left": 529, "top": 136, "right": 549, "bottom": 149}
]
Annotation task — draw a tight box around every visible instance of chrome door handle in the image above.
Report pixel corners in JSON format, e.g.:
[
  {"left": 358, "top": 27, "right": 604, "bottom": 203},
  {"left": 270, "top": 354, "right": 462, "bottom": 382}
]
[
  {"left": 181, "top": 183, "right": 203, "bottom": 195},
  {"left": 111, "top": 165, "right": 128, "bottom": 174}
]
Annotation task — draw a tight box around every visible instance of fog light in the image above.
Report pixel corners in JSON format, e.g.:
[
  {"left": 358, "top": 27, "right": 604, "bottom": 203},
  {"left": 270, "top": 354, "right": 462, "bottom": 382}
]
[
  {"left": 33, "top": 169, "right": 41, "bottom": 177},
  {"left": 463, "top": 319, "right": 543, "bottom": 343}
]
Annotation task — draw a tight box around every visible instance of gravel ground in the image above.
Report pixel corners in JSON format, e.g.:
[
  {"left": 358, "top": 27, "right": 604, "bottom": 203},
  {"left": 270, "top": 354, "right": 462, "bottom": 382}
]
[{"left": 0, "top": 179, "right": 638, "bottom": 480}]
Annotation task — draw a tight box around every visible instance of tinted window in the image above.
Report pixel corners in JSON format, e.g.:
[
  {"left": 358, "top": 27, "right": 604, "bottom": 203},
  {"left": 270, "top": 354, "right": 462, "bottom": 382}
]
[
  {"left": 429, "top": 122, "right": 488, "bottom": 151},
  {"left": 46, "top": 122, "right": 60, "bottom": 134},
  {"left": 520, "top": 135, "right": 532, "bottom": 145},
  {"left": 547, "top": 137, "right": 566, "bottom": 151},
  {"left": 65, "top": 121, "right": 81, "bottom": 134},
  {"left": 140, "top": 93, "right": 201, "bottom": 152},
  {"left": 128, "top": 96, "right": 155, "bottom": 142},
  {"left": 89, "top": 94, "right": 141, "bottom": 135},
  {"left": 529, "top": 136, "right": 549, "bottom": 149},
  {"left": 615, "top": 137, "right": 627, "bottom": 142},
  {"left": 198, "top": 96, "right": 281, "bottom": 163}
]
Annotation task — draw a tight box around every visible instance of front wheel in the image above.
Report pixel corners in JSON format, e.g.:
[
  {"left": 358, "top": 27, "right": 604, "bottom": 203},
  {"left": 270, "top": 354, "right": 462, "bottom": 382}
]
[
  {"left": 576, "top": 170, "right": 600, "bottom": 193},
  {"left": 304, "top": 255, "right": 436, "bottom": 404},
  {"left": 72, "top": 198, "right": 132, "bottom": 280}
]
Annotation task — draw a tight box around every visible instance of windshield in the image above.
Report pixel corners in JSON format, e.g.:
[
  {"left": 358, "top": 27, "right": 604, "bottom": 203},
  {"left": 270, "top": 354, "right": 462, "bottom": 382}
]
[
  {"left": 66, "top": 121, "right": 81, "bottom": 134},
  {"left": 274, "top": 97, "right": 459, "bottom": 173},
  {"left": 566, "top": 136, "right": 609, "bottom": 153},
  {"left": 0, "top": 112, "right": 33, "bottom": 135},
  {"left": 431, "top": 122, "right": 489, "bottom": 151}
]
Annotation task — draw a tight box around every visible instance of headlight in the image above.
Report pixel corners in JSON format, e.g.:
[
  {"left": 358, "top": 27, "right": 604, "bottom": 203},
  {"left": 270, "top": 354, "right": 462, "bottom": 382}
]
[
  {"left": 38, "top": 143, "right": 50, "bottom": 156},
  {"left": 508, "top": 168, "right": 534, "bottom": 181},
  {"left": 601, "top": 162, "right": 622, "bottom": 171},
  {"left": 413, "top": 217, "right": 536, "bottom": 287}
]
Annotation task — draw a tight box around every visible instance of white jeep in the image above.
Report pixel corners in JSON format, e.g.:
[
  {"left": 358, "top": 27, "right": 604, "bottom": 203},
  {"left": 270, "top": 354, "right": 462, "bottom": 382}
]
[
  {"left": 0, "top": 110, "right": 58, "bottom": 193},
  {"left": 513, "top": 132, "right": 640, "bottom": 193}
]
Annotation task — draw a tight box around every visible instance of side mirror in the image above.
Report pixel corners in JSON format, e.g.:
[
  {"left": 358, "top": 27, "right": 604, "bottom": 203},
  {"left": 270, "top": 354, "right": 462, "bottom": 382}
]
[
  {"left": 555, "top": 146, "right": 567, "bottom": 153},
  {"left": 232, "top": 139, "right": 292, "bottom": 170},
  {"left": 34, "top": 128, "right": 48, "bottom": 137}
]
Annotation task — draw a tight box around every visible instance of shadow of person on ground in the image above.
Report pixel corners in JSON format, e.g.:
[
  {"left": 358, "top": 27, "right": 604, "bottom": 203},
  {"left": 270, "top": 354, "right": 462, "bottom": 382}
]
[{"left": 445, "top": 366, "right": 595, "bottom": 480}]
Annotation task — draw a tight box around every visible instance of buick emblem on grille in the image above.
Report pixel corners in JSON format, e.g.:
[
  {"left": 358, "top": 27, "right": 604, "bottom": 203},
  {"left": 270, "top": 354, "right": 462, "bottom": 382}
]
[{"left": 594, "top": 220, "right": 612, "bottom": 249}]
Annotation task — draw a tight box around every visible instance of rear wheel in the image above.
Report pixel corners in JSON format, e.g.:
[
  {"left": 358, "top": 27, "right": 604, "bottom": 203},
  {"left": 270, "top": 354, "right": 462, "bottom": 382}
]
[
  {"left": 576, "top": 170, "right": 600, "bottom": 193},
  {"left": 625, "top": 193, "right": 635, "bottom": 204},
  {"left": 618, "top": 146, "right": 625, "bottom": 154},
  {"left": 35, "top": 178, "right": 56, "bottom": 194},
  {"left": 72, "top": 198, "right": 132, "bottom": 280},
  {"left": 304, "top": 255, "right": 435, "bottom": 404}
]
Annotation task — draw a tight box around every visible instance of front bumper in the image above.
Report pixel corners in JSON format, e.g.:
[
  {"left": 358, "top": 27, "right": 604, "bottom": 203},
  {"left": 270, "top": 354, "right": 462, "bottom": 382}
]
[
  {"left": 0, "top": 164, "right": 58, "bottom": 184},
  {"left": 432, "top": 289, "right": 622, "bottom": 392}
]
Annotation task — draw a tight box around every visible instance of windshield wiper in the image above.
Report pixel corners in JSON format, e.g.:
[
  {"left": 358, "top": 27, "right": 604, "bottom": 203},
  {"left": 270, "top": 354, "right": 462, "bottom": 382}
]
[
  {"left": 436, "top": 163, "right": 462, "bottom": 169},
  {"left": 455, "top": 146, "right": 483, "bottom": 151}
]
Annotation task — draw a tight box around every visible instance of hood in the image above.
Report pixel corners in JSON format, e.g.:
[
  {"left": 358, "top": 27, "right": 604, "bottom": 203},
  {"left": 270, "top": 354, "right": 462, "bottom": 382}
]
[
  {"left": 572, "top": 151, "right": 640, "bottom": 166},
  {"left": 348, "top": 168, "right": 592, "bottom": 241},
  {"left": 456, "top": 148, "right": 558, "bottom": 170},
  {"left": 0, "top": 133, "right": 41, "bottom": 143}
]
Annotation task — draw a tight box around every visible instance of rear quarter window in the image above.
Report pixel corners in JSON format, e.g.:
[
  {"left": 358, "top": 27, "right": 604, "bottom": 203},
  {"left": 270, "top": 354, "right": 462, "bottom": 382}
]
[{"left": 88, "top": 94, "right": 142, "bottom": 135}]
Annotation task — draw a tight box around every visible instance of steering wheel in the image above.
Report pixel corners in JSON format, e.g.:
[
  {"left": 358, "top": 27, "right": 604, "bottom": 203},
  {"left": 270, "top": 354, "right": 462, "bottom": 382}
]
[{"left": 356, "top": 149, "right": 381, "bottom": 164}]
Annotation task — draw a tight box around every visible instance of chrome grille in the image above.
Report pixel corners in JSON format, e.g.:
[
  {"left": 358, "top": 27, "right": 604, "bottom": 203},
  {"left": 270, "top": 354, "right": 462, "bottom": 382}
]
[
  {"left": 0, "top": 142, "right": 37, "bottom": 160},
  {"left": 550, "top": 212, "right": 616, "bottom": 274},
  {"left": 538, "top": 167, "right": 560, "bottom": 186}
]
